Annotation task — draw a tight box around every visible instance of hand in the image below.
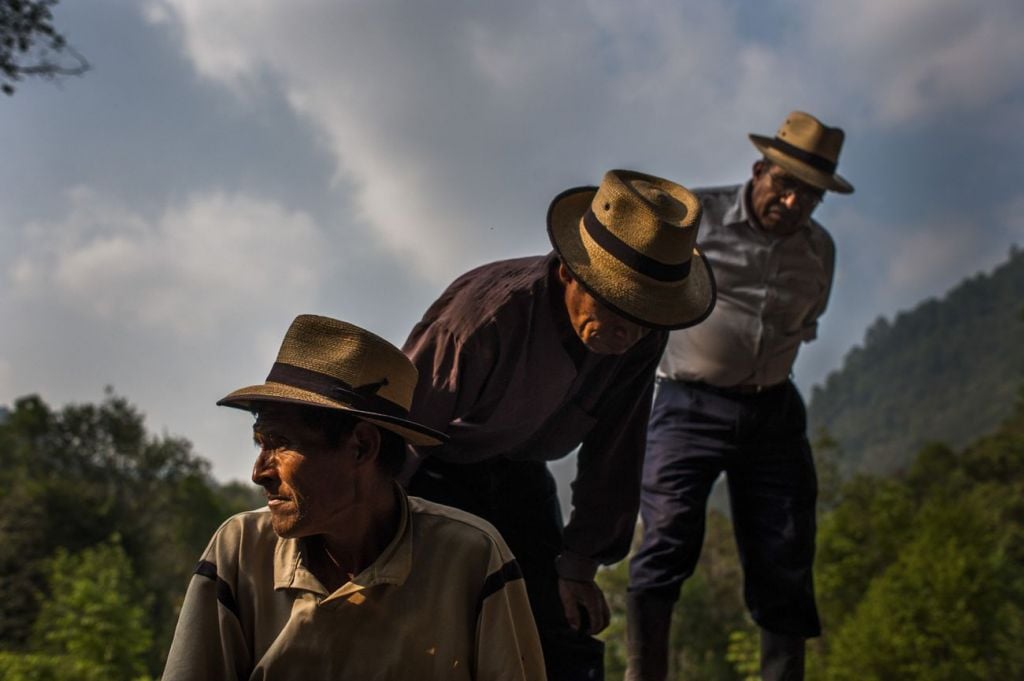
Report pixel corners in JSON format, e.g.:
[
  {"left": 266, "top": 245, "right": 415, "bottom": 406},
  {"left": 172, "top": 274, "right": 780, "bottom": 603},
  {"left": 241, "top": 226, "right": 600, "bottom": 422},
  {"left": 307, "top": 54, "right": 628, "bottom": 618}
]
[{"left": 558, "top": 577, "right": 610, "bottom": 635}]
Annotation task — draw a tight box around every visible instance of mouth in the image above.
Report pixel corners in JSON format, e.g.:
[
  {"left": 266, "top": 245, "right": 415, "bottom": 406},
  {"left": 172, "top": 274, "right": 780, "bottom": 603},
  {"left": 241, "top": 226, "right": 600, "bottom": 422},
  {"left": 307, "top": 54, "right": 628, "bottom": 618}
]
[
  {"left": 586, "top": 336, "right": 630, "bottom": 355},
  {"left": 266, "top": 494, "right": 292, "bottom": 509}
]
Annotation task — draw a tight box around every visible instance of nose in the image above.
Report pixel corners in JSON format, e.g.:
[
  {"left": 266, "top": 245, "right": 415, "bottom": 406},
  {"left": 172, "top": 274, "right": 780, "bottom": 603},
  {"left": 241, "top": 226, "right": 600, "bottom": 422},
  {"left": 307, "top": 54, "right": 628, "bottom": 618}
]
[
  {"left": 252, "top": 448, "right": 278, "bottom": 488},
  {"left": 779, "top": 191, "right": 800, "bottom": 209}
]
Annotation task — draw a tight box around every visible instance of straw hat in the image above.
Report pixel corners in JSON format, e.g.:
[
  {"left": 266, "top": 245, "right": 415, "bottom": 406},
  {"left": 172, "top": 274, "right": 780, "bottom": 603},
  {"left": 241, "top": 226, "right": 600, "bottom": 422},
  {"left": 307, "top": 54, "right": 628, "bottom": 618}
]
[
  {"left": 547, "top": 169, "right": 716, "bottom": 330},
  {"left": 218, "top": 315, "right": 446, "bottom": 446},
  {"left": 749, "top": 111, "right": 854, "bottom": 194}
]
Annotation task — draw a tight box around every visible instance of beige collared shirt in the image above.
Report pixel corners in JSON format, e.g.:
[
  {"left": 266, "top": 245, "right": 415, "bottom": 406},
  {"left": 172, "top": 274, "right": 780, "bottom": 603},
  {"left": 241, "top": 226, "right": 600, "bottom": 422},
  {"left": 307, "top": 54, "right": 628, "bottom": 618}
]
[
  {"left": 659, "top": 182, "right": 835, "bottom": 388},
  {"left": 163, "top": 489, "right": 545, "bottom": 681}
]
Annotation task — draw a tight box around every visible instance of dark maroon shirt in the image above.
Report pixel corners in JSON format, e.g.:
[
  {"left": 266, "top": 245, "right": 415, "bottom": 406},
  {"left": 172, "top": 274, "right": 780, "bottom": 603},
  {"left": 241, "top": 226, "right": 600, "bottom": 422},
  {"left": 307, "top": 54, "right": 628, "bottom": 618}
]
[{"left": 403, "top": 253, "right": 667, "bottom": 580}]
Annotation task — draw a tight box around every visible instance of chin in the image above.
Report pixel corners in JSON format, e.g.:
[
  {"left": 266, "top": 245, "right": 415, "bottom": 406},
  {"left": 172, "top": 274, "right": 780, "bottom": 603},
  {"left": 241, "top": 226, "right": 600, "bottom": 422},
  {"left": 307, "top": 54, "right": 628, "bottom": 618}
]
[
  {"left": 585, "top": 339, "right": 630, "bottom": 355},
  {"left": 270, "top": 515, "right": 304, "bottom": 538}
]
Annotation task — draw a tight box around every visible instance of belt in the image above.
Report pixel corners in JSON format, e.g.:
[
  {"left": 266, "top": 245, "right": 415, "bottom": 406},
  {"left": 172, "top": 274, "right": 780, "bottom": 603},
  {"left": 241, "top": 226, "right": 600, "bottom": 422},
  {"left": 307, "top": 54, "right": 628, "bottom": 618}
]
[{"left": 673, "top": 378, "right": 788, "bottom": 397}]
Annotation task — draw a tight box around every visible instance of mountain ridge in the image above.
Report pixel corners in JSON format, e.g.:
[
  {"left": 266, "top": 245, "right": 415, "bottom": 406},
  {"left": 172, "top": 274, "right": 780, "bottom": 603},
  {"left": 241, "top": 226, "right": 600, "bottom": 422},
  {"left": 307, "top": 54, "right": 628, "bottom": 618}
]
[{"left": 807, "top": 246, "right": 1024, "bottom": 476}]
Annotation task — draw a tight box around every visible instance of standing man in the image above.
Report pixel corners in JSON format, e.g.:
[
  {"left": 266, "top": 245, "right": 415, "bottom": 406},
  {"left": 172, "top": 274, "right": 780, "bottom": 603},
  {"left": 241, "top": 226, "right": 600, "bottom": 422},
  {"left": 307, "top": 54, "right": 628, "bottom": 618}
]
[
  {"left": 626, "top": 112, "right": 854, "bottom": 681},
  {"left": 404, "top": 170, "right": 716, "bottom": 681},
  {"left": 163, "top": 315, "right": 546, "bottom": 681}
]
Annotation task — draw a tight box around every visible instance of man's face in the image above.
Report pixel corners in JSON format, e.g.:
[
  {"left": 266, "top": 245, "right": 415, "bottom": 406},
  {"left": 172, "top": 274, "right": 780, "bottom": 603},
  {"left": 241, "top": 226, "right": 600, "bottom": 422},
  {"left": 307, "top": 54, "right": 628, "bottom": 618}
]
[
  {"left": 749, "top": 160, "right": 825, "bottom": 235},
  {"left": 558, "top": 263, "right": 650, "bottom": 355},
  {"left": 250, "top": 404, "right": 360, "bottom": 538}
]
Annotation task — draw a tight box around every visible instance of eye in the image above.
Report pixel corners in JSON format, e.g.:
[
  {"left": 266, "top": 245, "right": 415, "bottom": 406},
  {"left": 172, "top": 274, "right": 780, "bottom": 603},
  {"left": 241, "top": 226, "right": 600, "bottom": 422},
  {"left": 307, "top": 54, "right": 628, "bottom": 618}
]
[{"left": 254, "top": 434, "right": 290, "bottom": 452}]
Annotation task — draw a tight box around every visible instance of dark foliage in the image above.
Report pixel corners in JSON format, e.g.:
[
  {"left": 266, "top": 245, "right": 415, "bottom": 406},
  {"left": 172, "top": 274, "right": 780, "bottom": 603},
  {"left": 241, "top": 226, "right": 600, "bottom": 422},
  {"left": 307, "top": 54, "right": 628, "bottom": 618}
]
[
  {"left": 0, "top": 391, "right": 262, "bottom": 676},
  {"left": 808, "top": 247, "right": 1024, "bottom": 476},
  {"left": 1, "top": 0, "right": 87, "bottom": 95}
]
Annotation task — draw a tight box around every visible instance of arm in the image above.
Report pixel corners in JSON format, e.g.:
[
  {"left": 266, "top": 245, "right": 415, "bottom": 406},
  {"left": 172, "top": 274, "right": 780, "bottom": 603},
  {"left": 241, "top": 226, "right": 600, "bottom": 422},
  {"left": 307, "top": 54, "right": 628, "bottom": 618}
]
[
  {"left": 161, "top": 560, "right": 251, "bottom": 681},
  {"left": 801, "top": 225, "right": 837, "bottom": 342},
  {"left": 473, "top": 560, "right": 547, "bottom": 681},
  {"left": 555, "top": 333, "right": 666, "bottom": 630}
]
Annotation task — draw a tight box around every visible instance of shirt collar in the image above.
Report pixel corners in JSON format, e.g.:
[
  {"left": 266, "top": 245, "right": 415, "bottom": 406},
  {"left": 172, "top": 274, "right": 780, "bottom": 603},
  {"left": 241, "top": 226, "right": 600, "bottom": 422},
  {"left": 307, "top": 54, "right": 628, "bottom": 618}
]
[
  {"left": 721, "top": 180, "right": 752, "bottom": 227},
  {"left": 273, "top": 483, "right": 414, "bottom": 599}
]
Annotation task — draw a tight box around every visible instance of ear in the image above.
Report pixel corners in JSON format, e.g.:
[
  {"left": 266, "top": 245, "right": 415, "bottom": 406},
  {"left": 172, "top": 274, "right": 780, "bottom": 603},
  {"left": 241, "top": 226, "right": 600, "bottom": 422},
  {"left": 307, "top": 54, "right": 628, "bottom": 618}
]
[
  {"left": 752, "top": 159, "right": 768, "bottom": 179},
  {"left": 350, "top": 420, "right": 382, "bottom": 465},
  {"left": 557, "top": 261, "right": 575, "bottom": 286}
]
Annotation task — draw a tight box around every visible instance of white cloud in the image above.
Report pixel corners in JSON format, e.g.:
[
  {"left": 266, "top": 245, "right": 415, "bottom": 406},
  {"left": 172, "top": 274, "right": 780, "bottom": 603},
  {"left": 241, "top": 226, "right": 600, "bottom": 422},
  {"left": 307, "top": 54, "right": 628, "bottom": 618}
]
[
  {"left": 803, "top": 0, "right": 1024, "bottom": 125},
  {"left": 145, "top": 0, "right": 1024, "bottom": 288},
  {"left": 146, "top": 0, "right": 808, "bottom": 282},
  {"left": 822, "top": 202, "right": 1013, "bottom": 321},
  {"left": 885, "top": 224, "right": 973, "bottom": 291},
  {"left": 11, "top": 188, "right": 326, "bottom": 340}
]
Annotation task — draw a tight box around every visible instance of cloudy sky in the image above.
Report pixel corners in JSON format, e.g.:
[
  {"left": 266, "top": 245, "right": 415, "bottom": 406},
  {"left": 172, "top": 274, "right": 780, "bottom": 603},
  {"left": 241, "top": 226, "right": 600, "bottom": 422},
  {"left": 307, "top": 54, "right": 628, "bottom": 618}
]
[{"left": 2, "top": 0, "right": 1022, "bottom": 484}]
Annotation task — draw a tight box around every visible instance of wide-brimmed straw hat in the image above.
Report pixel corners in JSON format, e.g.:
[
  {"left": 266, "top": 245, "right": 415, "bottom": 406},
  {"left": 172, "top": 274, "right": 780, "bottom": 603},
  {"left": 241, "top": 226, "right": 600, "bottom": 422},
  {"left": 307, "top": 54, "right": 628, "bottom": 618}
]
[
  {"left": 749, "top": 111, "right": 854, "bottom": 194},
  {"left": 218, "top": 315, "right": 446, "bottom": 446},
  {"left": 547, "top": 169, "right": 716, "bottom": 330}
]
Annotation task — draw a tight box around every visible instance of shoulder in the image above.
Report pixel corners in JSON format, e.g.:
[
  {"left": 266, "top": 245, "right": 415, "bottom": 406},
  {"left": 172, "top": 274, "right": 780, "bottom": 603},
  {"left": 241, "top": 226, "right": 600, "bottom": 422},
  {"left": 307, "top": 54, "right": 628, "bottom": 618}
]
[
  {"left": 692, "top": 183, "right": 744, "bottom": 226},
  {"left": 407, "top": 496, "right": 515, "bottom": 564},
  {"left": 200, "top": 508, "right": 278, "bottom": 570},
  {"left": 693, "top": 183, "right": 743, "bottom": 199},
  {"left": 805, "top": 218, "right": 836, "bottom": 259},
  {"left": 213, "top": 507, "right": 274, "bottom": 538},
  {"left": 440, "top": 255, "right": 551, "bottom": 316},
  {"left": 406, "top": 254, "right": 552, "bottom": 349}
]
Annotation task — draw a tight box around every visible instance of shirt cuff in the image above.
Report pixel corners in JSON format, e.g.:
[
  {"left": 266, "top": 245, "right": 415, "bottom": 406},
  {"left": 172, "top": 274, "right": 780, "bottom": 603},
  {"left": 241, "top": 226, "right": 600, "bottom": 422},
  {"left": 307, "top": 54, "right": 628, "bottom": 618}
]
[{"left": 554, "top": 551, "right": 599, "bottom": 582}]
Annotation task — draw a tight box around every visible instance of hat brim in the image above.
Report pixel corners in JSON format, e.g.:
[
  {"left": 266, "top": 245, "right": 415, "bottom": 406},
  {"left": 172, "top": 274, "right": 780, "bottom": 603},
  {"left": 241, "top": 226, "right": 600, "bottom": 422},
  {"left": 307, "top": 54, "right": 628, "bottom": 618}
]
[
  {"left": 547, "top": 187, "right": 717, "bottom": 331},
  {"left": 217, "top": 382, "right": 446, "bottom": 446},
  {"left": 749, "top": 134, "right": 854, "bottom": 194}
]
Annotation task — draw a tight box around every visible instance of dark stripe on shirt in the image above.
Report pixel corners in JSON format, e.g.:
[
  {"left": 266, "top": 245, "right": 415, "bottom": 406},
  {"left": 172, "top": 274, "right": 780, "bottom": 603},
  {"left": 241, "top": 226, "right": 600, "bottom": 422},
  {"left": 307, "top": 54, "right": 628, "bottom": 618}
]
[
  {"left": 475, "top": 559, "right": 524, "bottom": 619},
  {"left": 194, "top": 560, "right": 241, "bottom": 620}
]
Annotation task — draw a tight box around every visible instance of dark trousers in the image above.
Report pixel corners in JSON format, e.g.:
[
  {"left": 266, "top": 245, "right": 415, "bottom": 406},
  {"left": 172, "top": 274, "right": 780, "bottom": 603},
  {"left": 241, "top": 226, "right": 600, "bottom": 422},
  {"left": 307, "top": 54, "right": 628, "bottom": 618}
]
[
  {"left": 628, "top": 378, "right": 821, "bottom": 637},
  {"left": 410, "top": 456, "right": 605, "bottom": 681}
]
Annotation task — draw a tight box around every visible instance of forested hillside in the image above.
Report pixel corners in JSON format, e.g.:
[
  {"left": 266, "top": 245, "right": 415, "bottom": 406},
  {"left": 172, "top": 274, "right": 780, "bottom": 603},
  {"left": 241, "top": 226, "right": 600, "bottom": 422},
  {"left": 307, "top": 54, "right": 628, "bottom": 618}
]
[
  {"left": 599, "top": 394, "right": 1024, "bottom": 680},
  {"left": 0, "top": 392, "right": 262, "bottom": 679},
  {"left": 807, "top": 247, "right": 1024, "bottom": 476}
]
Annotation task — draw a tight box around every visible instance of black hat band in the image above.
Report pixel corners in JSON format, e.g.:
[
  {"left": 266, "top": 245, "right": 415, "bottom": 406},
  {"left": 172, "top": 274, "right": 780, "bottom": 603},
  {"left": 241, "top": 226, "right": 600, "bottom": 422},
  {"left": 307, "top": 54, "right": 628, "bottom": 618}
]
[
  {"left": 768, "top": 137, "right": 837, "bottom": 174},
  {"left": 582, "top": 209, "right": 691, "bottom": 283},
  {"left": 265, "top": 362, "right": 407, "bottom": 419}
]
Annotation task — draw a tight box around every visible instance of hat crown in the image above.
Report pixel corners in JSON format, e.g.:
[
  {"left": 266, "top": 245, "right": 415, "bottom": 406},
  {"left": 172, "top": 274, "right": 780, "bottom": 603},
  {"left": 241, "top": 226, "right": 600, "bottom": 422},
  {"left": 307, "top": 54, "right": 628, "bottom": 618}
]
[
  {"left": 775, "top": 110, "right": 845, "bottom": 163},
  {"left": 749, "top": 110, "right": 854, "bottom": 194},
  {"left": 590, "top": 170, "right": 701, "bottom": 267},
  {"left": 274, "top": 315, "right": 417, "bottom": 411}
]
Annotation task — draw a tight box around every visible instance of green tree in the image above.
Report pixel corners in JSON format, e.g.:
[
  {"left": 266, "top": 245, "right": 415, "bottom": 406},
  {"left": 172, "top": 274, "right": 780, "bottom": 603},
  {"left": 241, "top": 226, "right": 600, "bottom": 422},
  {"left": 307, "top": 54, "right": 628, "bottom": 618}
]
[
  {"left": 808, "top": 393, "right": 1024, "bottom": 679},
  {"left": 0, "top": 651, "right": 106, "bottom": 681},
  {"left": 808, "top": 250, "right": 1024, "bottom": 478},
  {"left": 596, "top": 552, "right": 631, "bottom": 680},
  {"left": 31, "top": 536, "right": 153, "bottom": 680},
  {"left": 814, "top": 475, "right": 915, "bottom": 631},
  {"left": 0, "top": 391, "right": 261, "bottom": 674},
  {"left": 599, "top": 511, "right": 751, "bottom": 680},
  {"left": 820, "top": 486, "right": 1024, "bottom": 680}
]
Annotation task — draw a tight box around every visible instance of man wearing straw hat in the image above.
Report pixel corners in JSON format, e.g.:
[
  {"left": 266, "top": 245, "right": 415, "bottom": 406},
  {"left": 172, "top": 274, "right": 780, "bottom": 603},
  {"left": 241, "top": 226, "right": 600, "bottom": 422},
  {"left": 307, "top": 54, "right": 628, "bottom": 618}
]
[
  {"left": 403, "top": 170, "right": 716, "bottom": 681},
  {"left": 162, "top": 315, "right": 546, "bottom": 681},
  {"left": 625, "top": 112, "right": 854, "bottom": 681}
]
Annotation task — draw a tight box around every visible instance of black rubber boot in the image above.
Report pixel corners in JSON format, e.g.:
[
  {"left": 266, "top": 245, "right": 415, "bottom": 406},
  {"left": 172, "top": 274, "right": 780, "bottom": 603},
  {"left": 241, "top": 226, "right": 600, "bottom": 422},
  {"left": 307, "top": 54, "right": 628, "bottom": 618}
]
[
  {"left": 760, "top": 629, "right": 806, "bottom": 681},
  {"left": 624, "top": 592, "right": 675, "bottom": 681}
]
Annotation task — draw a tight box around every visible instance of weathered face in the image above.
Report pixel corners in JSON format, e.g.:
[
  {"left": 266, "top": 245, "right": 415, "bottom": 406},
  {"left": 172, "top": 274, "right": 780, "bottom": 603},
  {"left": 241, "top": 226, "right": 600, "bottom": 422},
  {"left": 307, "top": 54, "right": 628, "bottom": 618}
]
[
  {"left": 250, "top": 404, "right": 360, "bottom": 538},
  {"left": 558, "top": 263, "right": 650, "bottom": 355},
  {"left": 749, "top": 160, "right": 825, "bottom": 235}
]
